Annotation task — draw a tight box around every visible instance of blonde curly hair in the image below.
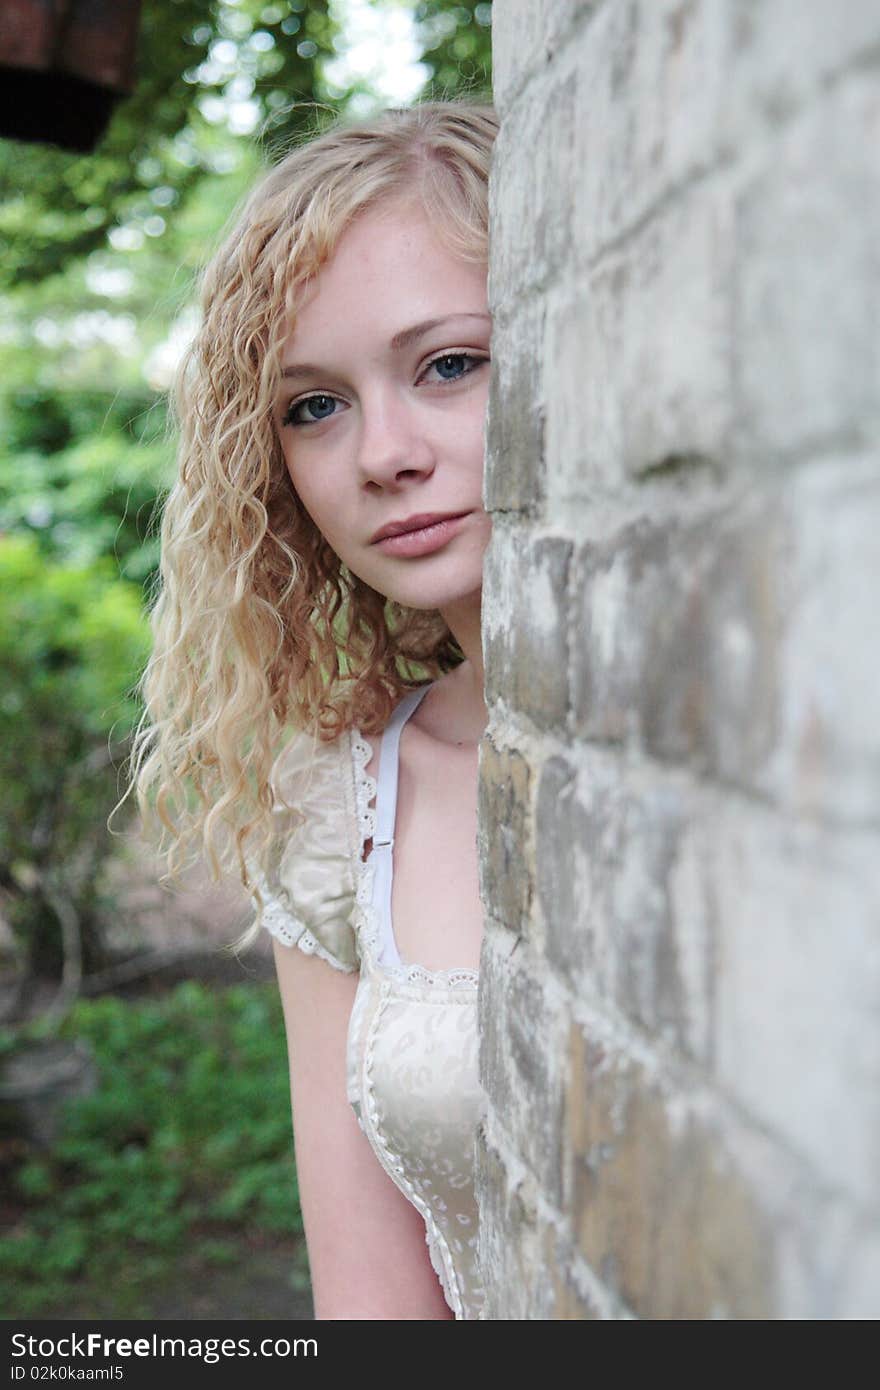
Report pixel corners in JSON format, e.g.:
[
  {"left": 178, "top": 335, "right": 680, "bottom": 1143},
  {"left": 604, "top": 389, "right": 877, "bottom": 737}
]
[{"left": 120, "top": 97, "right": 498, "bottom": 943}]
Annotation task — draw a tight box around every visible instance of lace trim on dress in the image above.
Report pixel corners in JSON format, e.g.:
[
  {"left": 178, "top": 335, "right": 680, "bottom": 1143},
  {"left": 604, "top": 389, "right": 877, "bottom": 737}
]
[
  {"left": 350, "top": 727, "right": 479, "bottom": 991},
  {"left": 253, "top": 872, "right": 356, "bottom": 974},
  {"left": 286, "top": 925, "right": 356, "bottom": 973},
  {"left": 361, "top": 985, "right": 464, "bottom": 1319},
  {"left": 350, "top": 727, "right": 378, "bottom": 850}
]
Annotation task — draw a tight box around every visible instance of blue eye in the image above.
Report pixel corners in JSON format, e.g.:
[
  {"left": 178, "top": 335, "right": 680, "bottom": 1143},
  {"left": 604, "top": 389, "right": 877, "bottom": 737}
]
[
  {"left": 280, "top": 351, "right": 489, "bottom": 428},
  {"left": 423, "top": 351, "right": 484, "bottom": 383},
  {"left": 282, "top": 393, "right": 339, "bottom": 428}
]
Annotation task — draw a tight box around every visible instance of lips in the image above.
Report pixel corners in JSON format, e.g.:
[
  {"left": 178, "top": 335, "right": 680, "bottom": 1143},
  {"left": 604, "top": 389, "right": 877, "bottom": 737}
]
[
  {"left": 371, "top": 512, "right": 470, "bottom": 558},
  {"left": 369, "top": 510, "right": 471, "bottom": 544}
]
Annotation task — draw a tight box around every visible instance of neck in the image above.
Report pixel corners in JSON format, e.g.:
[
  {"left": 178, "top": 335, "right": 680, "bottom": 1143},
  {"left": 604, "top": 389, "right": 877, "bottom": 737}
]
[{"left": 436, "top": 591, "right": 487, "bottom": 739}]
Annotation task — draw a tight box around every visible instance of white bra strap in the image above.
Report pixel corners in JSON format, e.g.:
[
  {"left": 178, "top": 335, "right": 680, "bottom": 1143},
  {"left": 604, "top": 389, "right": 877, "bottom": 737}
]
[
  {"left": 370, "top": 682, "right": 435, "bottom": 969},
  {"left": 373, "top": 684, "right": 433, "bottom": 848}
]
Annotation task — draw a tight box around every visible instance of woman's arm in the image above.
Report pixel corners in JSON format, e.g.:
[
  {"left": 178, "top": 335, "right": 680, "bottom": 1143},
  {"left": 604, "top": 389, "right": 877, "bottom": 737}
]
[{"left": 271, "top": 938, "right": 455, "bottom": 1320}]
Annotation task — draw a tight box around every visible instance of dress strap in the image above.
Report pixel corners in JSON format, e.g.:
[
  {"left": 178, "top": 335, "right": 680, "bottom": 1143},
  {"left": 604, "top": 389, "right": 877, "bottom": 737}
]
[{"left": 370, "top": 682, "right": 435, "bottom": 969}]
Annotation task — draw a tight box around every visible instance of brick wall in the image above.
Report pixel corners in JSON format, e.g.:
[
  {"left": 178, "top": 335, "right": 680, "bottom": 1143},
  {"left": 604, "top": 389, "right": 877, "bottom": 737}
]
[{"left": 476, "top": 0, "right": 880, "bottom": 1318}]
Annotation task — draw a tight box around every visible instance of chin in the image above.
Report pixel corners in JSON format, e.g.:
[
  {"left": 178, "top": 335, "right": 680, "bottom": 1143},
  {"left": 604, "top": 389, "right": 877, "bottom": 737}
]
[{"left": 383, "top": 577, "right": 483, "bottom": 612}]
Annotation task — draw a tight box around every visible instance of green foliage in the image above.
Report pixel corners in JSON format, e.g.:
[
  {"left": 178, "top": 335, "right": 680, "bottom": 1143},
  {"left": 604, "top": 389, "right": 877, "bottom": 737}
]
[
  {"left": 413, "top": 0, "right": 493, "bottom": 101},
  {"left": 0, "top": 534, "right": 152, "bottom": 969},
  {"left": 0, "top": 398, "right": 173, "bottom": 586},
  {"left": 0, "top": 980, "right": 299, "bottom": 1317},
  {"left": 0, "top": 532, "right": 150, "bottom": 748},
  {"left": 0, "top": 0, "right": 339, "bottom": 292}
]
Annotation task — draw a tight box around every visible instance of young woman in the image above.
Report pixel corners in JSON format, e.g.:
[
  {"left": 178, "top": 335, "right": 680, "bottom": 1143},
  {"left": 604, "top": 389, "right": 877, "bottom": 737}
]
[{"left": 128, "top": 99, "right": 498, "bottom": 1320}]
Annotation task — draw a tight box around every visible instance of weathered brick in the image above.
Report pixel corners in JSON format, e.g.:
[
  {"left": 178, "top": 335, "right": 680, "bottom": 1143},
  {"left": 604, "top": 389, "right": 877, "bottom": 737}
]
[
  {"left": 498, "top": 2, "right": 880, "bottom": 286},
  {"left": 720, "top": 1, "right": 880, "bottom": 151},
  {"left": 538, "top": 1220, "right": 623, "bottom": 1319},
  {"left": 483, "top": 525, "right": 572, "bottom": 729},
  {"left": 619, "top": 189, "right": 733, "bottom": 480},
  {"left": 539, "top": 749, "right": 716, "bottom": 1065},
  {"left": 572, "top": 0, "right": 733, "bottom": 262},
  {"left": 478, "top": 938, "right": 567, "bottom": 1208},
  {"left": 732, "top": 76, "right": 880, "bottom": 459},
  {"left": 534, "top": 753, "right": 583, "bottom": 961},
  {"left": 571, "top": 500, "right": 783, "bottom": 783},
  {"left": 482, "top": 0, "right": 880, "bottom": 1324},
  {"left": 488, "top": 67, "right": 582, "bottom": 300},
  {"left": 829, "top": 1226, "right": 880, "bottom": 1320},
  {"left": 476, "top": 735, "right": 534, "bottom": 936},
  {"left": 763, "top": 453, "right": 880, "bottom": 823},
  {"left": 710, "top": 802, "right": 880, "bottom": 1205},
  {"left": 495, "top": 3, "right": 733, "bottom": 282},
  {"left": 474, "top": 1120, "right": 540, "bottom": 1321},
  {"left": 491, "top": 0, "right": 601, "bottom": 115},
  {"left": 567, "top": 468, "right": 880, "bottom": 822},
  {"left": 490, "top": 1, "right": 550, "bottom": 115},
  {"left": 543, "top": 178, "right": 735, "bottom": 508},
  {"left": 565, "top": 1021, "right": 778, "bottom": 1317},
  {"left": 482, "top": 297, "right": 546, "bottom": 512},
  {"left": 476, "top": 930, "right": 519, "bottom": 1122}
]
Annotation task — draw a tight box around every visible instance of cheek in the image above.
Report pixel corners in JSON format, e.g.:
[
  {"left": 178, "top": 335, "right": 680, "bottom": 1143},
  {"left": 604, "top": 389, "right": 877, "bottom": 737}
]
[
  {"left": 284, "top": 457, "right": 328, "bottom": 535},
  {"left": 459, "top": 384, "right": 490, "bottom": 453},
  {"left": 285, "top": 462, "right": 355, "bottom": 559},
  {"left": 283, "top": 450, "right": 317, "bottom": 513}
]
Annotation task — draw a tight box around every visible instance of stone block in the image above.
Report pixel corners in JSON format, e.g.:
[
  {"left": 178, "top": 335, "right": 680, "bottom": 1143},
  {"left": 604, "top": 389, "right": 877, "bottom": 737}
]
[
  {"left": 571, "top": 500, "right": 783, "bottom": 784},
  {"left": 565, "top": 1021, "right": 777, "bottom": 1317},
  {"left": 543, "top": 176, "right": 735, "bottom": 506},
  {"left": 732, "top": 75, "right": 880, "bottom": 459},
  {"left": 720, "top": 1, "right": 880, "bottom": 149},
  {"left": 711, "top": 804, "right": 880, "bottom": 1205},
  {"left": 763, "top": 453, "right": 880, "bottom": 824},
  {"left": 482, "top": 525, "right": 573, "bottom": 729},
  {"left": 482, "top": 296, "right": 546, "bottom": 512},
  {"left": 538, "top": 749, "right": 715, "bottom": 1064},
  {"left": 478, "top": 939, "right": 566, "bottom": 1208},
  {"left": 476, "top": 734, "right": 534, "bottom": 937},
  {"left": 491, "top": 0, "right": 601, "bottom": 114},
  {"left": 539, "top": 1221, "right": 601, "bottom": 1319},
  {"left": 474, "top": 1119, "right": 540, "bottom": 1320}
]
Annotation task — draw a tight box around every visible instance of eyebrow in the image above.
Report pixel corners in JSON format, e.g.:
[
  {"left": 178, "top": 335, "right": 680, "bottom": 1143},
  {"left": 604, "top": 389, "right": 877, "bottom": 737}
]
[{"left": 280, "top": 313, "right": 491, "bottom": 381}]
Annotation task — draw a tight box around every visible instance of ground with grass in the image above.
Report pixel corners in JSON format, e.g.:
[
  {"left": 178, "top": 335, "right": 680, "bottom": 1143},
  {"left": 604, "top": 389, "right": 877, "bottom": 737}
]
[{"left": 1, "top": 830, "right": 314, "bottom": 1321}]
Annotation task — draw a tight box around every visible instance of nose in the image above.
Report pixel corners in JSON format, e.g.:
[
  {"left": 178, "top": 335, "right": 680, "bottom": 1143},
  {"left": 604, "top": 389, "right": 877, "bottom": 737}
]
[{"left": 354, "top": 382, "right": 435, "bottom": 486}]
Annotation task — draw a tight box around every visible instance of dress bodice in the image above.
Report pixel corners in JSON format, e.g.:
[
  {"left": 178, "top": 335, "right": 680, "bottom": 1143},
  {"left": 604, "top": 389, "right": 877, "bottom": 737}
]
[{"left": 255, "top": 681, "right": 486, "bottom": 1320}]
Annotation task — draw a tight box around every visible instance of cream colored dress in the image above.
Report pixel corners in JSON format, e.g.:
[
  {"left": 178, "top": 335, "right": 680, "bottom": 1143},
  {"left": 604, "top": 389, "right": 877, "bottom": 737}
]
[{"left": 254, "top": 681, "right": 486, "bottom": 1320}]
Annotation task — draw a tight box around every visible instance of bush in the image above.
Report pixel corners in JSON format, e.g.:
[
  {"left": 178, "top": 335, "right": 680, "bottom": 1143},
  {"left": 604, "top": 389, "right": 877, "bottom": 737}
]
[
  {"left": 0, "top": 532, "right": 152, "bottom": 976},
  {"left": 0, "top": 980, "right": 301, "bottom": 1317}
]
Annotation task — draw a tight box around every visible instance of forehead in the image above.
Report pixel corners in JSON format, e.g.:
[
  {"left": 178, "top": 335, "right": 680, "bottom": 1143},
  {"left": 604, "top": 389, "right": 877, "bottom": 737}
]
[{"left": 288, "top": 200, "right": 488, "bottom": 343}]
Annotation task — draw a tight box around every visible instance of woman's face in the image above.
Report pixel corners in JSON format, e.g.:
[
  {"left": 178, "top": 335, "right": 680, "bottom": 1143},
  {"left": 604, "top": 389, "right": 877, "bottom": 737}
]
[{"left": 275, "top": 197, "right": 492, "bottom": 612}]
